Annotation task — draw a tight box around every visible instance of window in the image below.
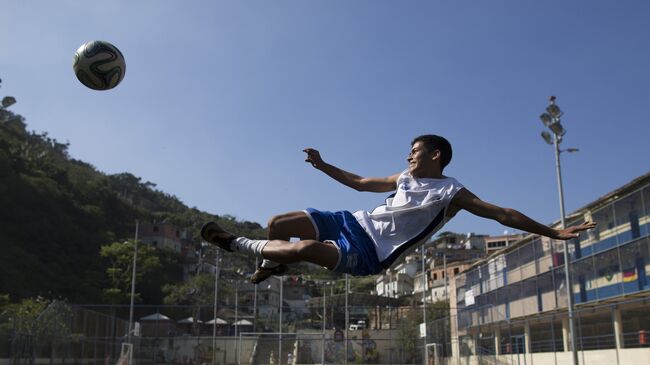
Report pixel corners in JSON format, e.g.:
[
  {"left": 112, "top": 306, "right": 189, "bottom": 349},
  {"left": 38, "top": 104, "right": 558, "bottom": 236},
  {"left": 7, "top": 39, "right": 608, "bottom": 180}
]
[
  {"left": 644, "top": 187, "right": 650, "bottom": 236},
  {"left": 591, "top": 205, "right": 618, "bottom": 254},
  {"left": 594, "top": 249, "right": 622, "bottom": 299},
  {"left": 619, "top": 240, "right": 647, "bottom": 294},
  {"left": 489, "top": 241, "right": 506, "bottom": 248},
  {"left": 153, "top": 225, "right": 159, "bottom": 232},
  {"left": 176, "top": 230, "right": 180, "bottom": 237},
  {"left": 536, "top": 272, "right": 555, "bottom": 312},
  {"left": 454, "top": 268, "right": 460, "bottom": 274},
  {"left": 614, "top": 191, "right": 645, "bottom": 242},
  {"left": 506, "top": 251, "right": 520, "bottom": 269},
  {"left": 519, "top": 242, "right": 535, "bottom": 266},
  {"left": 573, "top": 256, "right": 597, "bottom": 303},
  {"left": 532, "top": 238, "right": 545, "bottom": 259}
]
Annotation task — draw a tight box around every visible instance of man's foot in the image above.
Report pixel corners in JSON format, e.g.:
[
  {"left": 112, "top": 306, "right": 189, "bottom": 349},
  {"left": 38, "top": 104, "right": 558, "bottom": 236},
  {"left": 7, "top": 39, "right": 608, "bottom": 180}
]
[
  {"left": 200, "top": 222, "right": 235, "bottom": 252},
  {"left": 250, "top": 263, "right": 288, "bottom": 284}
]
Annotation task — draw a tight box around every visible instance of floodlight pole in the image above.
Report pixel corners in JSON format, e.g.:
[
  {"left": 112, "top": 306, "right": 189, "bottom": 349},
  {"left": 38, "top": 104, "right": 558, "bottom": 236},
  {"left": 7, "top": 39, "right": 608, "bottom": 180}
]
[
  {"left": 554, "top": 132, "right": 579, "bottom": 365},
  {"left": 127, "top": 220, "right": 139, "bottom": 344},
  {"left": 539, "top": 96, "right": 579, "bottom": 365}
]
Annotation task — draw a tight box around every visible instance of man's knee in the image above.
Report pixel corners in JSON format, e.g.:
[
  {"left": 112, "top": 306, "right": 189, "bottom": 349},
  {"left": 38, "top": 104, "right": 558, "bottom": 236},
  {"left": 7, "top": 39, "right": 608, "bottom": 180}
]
[
  {"left": 267, "top": 213, "right": 291, "bottom": 236},
  {"left": 267, "top": 215, "right": 281, "bottom": 233},
  {"left": 268, "top": 211, "right": 313, "bottom": 239}
]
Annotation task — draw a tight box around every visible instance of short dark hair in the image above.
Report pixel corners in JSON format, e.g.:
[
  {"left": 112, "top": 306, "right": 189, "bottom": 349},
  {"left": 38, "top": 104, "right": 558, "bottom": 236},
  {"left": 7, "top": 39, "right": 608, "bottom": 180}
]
[{"left": 411, "top": 134, "right": 453, "bottom": 171}]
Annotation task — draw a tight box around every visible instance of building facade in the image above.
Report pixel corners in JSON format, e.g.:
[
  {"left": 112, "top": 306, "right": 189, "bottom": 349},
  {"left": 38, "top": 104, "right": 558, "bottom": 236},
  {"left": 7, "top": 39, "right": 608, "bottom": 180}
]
[
  {"left": 483, "top": 233, "right": 524, "bottom": 256},
  {"left": 139, "top": 221, "right": 184, "bottom": 252},
  {"left": 448, "top": 173, "right": 650, "bottom": 364}
]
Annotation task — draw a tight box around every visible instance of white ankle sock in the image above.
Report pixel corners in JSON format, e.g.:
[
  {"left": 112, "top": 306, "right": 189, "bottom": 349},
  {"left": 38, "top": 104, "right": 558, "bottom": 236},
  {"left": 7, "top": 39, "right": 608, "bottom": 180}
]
[
  {"left": 261, "top": 259, "right": 280, "bottom": 269},
  {"left": 232, "top": 237, "right": 268, "bottom": 257}
]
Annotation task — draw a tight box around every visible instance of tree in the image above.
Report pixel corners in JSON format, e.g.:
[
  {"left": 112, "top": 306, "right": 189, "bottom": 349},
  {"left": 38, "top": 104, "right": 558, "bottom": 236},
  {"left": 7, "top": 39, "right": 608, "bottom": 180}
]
[
  {"left": 0, "top": 297, "right": 72, "bottom": 365},
  {"left": 100, "top": 240, "right": 163, "bottom": 304},
  {"left": 397, "top": 310, "right": 420, "bottom": 363},
  {"left": 162, "top": 273, "right": 228, "bottom": 335}
]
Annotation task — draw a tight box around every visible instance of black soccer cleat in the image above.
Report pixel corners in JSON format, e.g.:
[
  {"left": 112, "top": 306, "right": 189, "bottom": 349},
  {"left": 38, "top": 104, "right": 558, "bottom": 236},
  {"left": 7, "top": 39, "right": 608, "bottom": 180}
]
[{"left": 200, "top": 221, "right": 235, "bottom": 252}]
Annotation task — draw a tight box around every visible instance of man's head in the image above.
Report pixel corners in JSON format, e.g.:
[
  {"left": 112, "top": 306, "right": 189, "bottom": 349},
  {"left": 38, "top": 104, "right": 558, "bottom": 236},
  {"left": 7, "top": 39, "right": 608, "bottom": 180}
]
[{"left": 408, "top": 134, "right": 452, "bottom": 176}]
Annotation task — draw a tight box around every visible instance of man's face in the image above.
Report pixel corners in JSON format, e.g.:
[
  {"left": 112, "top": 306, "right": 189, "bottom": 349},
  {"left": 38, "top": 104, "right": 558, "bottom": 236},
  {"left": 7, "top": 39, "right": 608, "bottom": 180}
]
[{"left": 407, "top": 141, "right": 439, "bottom": 176}]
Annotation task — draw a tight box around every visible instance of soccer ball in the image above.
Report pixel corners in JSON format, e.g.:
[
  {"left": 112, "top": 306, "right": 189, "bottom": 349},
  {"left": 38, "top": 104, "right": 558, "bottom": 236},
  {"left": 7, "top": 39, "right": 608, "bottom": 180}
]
[{"left": 73, "top": 40, "right": 126, "bottom": 90}]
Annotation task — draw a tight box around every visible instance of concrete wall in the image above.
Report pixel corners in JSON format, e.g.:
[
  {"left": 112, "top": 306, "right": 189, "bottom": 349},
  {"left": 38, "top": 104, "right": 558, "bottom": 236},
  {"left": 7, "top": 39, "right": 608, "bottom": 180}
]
[{"left": 449, "top": 347, "right": 650, "bottom": 365}]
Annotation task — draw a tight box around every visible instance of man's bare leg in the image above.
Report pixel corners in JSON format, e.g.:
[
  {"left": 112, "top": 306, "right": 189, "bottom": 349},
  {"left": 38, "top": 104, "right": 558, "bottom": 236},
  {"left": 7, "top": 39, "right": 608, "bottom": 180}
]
[
  {"left": 202, "top": 212, "right": 340, "bottom": 283},
  {"left": 261, "top": 239, "right": 339, "bottom": 269},
  {"left": 251, "top": 211, "right": 338, "bottom": 283}
]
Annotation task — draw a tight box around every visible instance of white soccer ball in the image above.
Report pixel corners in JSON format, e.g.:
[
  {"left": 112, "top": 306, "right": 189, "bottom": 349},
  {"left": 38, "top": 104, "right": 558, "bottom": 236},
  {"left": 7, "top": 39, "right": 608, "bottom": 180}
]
[{"left": 73, "top": 40, "right": 126, "bottom": 90}]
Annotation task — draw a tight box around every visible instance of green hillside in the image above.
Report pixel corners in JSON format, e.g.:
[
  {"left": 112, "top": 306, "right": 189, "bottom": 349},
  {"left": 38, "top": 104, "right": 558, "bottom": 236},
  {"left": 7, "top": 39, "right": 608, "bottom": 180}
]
[{"left": 0, "top": 100, "right": 266, "bottom": 304}]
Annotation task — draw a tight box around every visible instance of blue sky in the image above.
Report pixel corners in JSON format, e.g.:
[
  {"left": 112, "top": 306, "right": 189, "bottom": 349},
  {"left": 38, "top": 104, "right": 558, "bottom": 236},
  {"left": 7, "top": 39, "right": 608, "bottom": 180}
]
[{"left": 2, "top": 1, "right": 649, "bottom": 236}]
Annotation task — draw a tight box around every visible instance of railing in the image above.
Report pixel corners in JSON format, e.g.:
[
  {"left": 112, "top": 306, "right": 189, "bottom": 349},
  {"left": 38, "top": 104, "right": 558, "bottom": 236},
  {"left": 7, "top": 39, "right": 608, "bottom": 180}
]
[
  {"left": 577, "top": 334, "right": 616, "bottom": 351},
  {"left": 530, "top": 338, "right": 563, "bottom": 353},
  {"left": 622, "top": 331, "right": 650, "bottom": 348}
]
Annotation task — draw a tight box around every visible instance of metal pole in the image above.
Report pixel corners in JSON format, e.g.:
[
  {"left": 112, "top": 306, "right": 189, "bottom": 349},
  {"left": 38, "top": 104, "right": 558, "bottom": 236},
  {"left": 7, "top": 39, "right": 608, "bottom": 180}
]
[
  {"left": 254, "top": 258, "right": 258, "bottom": 333},
  {"left": 238, "top": 332, "right": 242, "bottom": 365},
  {"left": 127, "top": 220, "right": 139, "bottom": 344},
  {"left": 235, "top": 280, "right": 239, "bottom": 365},
  {"left": 279, "top": 276, "right": 283, "bottom": 365},
  {"left": 322, "top": 284, "right": 326, "bottom": 365},
  {"left": 389, "top": 306, "right": 393, "bottom": 364},
  {"left": 443, "top": 254, "right": 447, "bottom": 299},
  {"left": 422, "top": 244, "right": 428, "bottom": 365},
  {"left": 554, "top": 133, "right": 579, "bottom": 365},
  {"left": 345, "top": 274, "right": 349, "bottom": 365},
  {"left": 331, "top": 286, "right": 334, "bottom": 330},
  {"left": 212, "top": 250, "right": 220, "bottom": 365},
  {"left": 235, "top": 281, "right": 239, "bottom": 338}
]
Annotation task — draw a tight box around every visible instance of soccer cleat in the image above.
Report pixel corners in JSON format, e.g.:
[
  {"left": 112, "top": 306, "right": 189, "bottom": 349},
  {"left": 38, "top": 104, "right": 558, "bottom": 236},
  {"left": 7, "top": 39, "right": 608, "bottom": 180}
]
[
  {"left": 200, "top": 221, "right": 235, "bottom": 252},
  {"left": 250, "top": 263, "right": 288, "bottom": 284}
]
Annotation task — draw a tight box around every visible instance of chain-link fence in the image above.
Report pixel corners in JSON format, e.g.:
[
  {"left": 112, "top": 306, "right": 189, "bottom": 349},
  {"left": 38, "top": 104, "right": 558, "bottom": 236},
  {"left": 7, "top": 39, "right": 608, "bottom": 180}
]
[{"left": 2, "top": 296, "right": 650, "bottom": 365}]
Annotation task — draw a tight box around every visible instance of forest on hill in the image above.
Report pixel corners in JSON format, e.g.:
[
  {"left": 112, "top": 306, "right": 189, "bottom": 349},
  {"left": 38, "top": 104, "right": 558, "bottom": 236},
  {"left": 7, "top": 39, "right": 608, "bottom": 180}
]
[{"left": 0, "top": 91, "right": 268, "bottom": 305}]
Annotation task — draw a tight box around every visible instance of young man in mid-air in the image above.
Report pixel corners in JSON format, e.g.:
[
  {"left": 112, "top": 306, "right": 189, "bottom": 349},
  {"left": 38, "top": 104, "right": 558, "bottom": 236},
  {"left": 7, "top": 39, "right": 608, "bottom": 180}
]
[{"left": 201, "top": 135, "right": 596, "bottom": 284}]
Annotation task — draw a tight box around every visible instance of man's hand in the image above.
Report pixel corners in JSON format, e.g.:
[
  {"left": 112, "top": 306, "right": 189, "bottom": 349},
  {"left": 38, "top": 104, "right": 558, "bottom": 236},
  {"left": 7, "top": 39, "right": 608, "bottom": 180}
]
[
  {"left": 555, "top": 221, "right": 598, "bottom": 240},
  {"left": 303, "top": 148, "right": 325, "bottom": 169}
]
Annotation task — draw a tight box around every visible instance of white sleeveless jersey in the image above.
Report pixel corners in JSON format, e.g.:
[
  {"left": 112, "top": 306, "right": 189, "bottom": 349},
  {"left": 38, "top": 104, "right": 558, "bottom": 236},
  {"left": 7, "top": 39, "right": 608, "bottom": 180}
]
[{"left": 352, "top": 170, "right": 464, "bottom": 268}]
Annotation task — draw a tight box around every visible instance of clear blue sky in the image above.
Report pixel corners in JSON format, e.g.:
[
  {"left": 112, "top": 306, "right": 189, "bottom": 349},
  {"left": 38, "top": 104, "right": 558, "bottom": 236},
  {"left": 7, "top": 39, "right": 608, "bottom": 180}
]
[{"left": 2, "top": 1, "right": 649, "bottom": 236}]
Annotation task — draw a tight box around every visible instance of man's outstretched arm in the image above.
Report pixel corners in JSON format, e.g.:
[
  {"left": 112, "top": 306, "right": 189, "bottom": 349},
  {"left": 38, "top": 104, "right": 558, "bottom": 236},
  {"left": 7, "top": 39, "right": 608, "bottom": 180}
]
[
  {"left": 303, "top": 148, "right": 399, "bottom": 193},
  {"left": 451, "top": 188, "right": 597, "bottom": 240}
]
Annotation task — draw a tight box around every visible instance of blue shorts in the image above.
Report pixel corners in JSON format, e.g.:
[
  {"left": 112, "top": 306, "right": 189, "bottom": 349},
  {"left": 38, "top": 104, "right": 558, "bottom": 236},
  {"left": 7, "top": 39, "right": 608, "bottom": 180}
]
[{"left": 304, "top": 208, "right": 383, "bottom": 276}]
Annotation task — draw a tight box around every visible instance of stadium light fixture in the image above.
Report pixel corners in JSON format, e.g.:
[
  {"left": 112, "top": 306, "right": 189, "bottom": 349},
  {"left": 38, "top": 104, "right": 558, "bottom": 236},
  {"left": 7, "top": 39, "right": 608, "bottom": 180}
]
[
  {"left": 539, "top": 113, "right": 553, "bottom": 127},
  {"left": 546, "top": 103, "right": 563, "bottom": 119},
  {"left": 549, "top": 121, "right": 566, "bottom": 136}
]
